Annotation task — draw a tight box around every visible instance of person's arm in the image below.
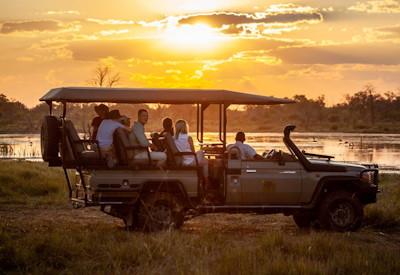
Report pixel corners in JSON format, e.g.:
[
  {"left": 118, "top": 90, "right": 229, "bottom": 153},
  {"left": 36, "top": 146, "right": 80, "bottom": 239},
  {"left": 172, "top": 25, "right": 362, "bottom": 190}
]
[
  {"left": 245, "top": 144, "right": 263, "bottom": 160},
  {"left": 121, "top": 125, "right": 131, "bottom": 132},
  {"left": 188, "top": 136, "right": 195, "bottom": 152},
  {"left": 133, "top": 123, "right": 150, "bottom": 147}
]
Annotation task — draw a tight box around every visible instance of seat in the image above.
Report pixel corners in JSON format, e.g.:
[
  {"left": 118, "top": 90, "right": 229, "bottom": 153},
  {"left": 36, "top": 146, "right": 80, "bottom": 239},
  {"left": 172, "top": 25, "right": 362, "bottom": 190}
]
[
  {"left": 227, "top": 146, "right": 241, "bottom": 160},
  {"left": 113, "top": 128, "right": 153, "bottom": 168},
  {"left": 61, "top": 120, "right": 106, "bottom": 169},
  {"left": 163, "top": 133, "right": 199, "bottom": 169}
]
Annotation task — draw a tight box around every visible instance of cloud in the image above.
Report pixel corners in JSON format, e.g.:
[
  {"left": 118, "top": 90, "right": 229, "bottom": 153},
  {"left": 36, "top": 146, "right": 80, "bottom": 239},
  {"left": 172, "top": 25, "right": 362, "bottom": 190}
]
[
  {"left": 178, "top": 12, "right": 322, "bottom": 29},
  {"left": 0, "top": 20, "right": 62, "bottom": 34},
  {"left": 141, "top": 4, "right": 323, "bottom": 37},
  {"left": 46, "top": 11, "right": 80, "bottom": 15},
  {"left": 68, "top": 37, "right": 300, "bottom": 61},
  {"left": 272, "top": 42, "right": 400, "bottom": 65},
  {"left": 365, "top": 24, "right": 400, "bottom": 41},
  {"left": 348, "top": 0, "right": 400, "bottom": 13},
  {"left": 87, "top": 18, "right": 136, "bottom": 25}
]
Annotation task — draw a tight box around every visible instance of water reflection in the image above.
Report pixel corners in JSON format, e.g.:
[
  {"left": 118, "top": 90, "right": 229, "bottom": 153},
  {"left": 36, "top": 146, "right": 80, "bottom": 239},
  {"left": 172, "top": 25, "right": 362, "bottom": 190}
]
[{"left": 1, "top": 133, "right": 399, "bottom": 172}]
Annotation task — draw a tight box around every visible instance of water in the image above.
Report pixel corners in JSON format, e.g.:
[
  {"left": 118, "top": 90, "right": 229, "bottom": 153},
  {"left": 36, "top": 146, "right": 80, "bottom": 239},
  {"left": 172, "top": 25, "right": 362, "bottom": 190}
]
[{"left": 1, "top": 133, "right": 399, "bottom": 173}]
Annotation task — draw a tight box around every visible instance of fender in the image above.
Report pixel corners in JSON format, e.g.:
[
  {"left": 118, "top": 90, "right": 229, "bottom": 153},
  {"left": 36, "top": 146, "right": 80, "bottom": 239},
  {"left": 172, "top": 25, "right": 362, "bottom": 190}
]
[
  {"left": 305, "top": 175, "right": 361, "bottom": 208},
  {"left": 140, "top": 180, "right": 194, "bottom": 209}
]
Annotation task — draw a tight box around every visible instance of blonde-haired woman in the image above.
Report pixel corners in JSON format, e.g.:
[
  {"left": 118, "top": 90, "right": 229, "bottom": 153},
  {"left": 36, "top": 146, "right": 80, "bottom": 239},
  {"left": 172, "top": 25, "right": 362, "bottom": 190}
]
[{"left": 174, "top": 119, "right": 208, "bottom": 181}]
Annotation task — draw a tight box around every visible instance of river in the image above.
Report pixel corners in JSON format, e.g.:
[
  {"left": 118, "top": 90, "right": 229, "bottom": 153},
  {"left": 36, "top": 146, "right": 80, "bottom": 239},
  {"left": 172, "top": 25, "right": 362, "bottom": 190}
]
[{"left": 1, "top": 132, "right": 399, "bottom": 173}]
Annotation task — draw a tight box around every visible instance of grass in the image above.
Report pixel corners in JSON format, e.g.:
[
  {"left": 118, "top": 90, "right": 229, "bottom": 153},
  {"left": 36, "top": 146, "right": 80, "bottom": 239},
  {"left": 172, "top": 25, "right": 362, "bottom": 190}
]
[
  {"left": 0, "top": 161, "right": 399, "bottom": 274},
  {"left": 364, "top": 174, "right": 400, "bottom": 230},
  {"left": 1, "top": 220, "right": 399, "bottom": 274},
  {"left": 0, "top": 161, "right": 67, "bottom": 205}
]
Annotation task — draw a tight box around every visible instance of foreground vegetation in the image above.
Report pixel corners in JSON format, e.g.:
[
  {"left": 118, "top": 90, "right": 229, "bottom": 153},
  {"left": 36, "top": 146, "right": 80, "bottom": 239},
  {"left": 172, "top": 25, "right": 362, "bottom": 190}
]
[
  {"left": 1, "top": 84, "right": 400, "bottom": 133},
  {"left": 0, "top": 161, "right": 399, "bottom": 274}
]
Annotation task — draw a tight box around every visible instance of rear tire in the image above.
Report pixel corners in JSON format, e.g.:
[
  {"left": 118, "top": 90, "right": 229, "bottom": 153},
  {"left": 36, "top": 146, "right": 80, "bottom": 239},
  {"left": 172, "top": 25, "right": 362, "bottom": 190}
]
[
  {"left": 136, "top": 192, "right": 184, "bottom": 232},
  {"left": 318, "top": 191, "right": 363, "bottom": 232}
]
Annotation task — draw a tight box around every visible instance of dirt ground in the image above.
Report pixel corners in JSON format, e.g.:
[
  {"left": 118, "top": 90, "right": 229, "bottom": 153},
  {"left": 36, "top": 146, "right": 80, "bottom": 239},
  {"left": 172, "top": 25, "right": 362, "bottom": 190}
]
[
  {"left": 1, "top": 204, "right": 400, "bottom": 246},
  {"left": 0, "top": 204, "right": 295, "bottom": 233}
]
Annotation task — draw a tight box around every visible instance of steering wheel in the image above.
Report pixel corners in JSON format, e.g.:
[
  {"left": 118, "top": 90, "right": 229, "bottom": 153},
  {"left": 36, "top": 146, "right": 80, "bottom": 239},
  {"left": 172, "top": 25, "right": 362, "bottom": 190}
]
[{"left": 265, "top": 149, "right": 277, "bottom": 160}]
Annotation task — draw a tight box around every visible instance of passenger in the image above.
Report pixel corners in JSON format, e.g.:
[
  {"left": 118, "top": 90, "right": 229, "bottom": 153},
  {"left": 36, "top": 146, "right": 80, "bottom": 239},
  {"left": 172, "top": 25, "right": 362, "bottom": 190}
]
[
  {"left": 160, "top": 117, "right": 174, "bottom": 136},
  {"left": 174, "top": 119, "right": 208, "bottom": 180},
  {"left": 119, "top": 115, "right": 131, "bottom": 127},
  {"left": 96, "top": 110, "right": 130, "bottom": 167},
  {"left": 129, "top": 109, "right": 167, "bottom": 167},
  {"left": 91, "top": 104, "right": 109, "bottom": 140},
  {"left": 227, "top": 132, "right": 264, "bottom": 160},
  {"left": 151, "top": 117, "right": 174, "bottom": 151}
]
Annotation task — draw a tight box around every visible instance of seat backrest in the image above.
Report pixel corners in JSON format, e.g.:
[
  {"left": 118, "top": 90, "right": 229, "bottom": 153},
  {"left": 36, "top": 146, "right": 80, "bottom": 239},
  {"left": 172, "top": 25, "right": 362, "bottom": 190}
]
[
  {"left": 227, "top": 146, "right": 241, "bottom": 160},
  {"left": 163, "top": 133, "right": 182, "bottom": 167},
  {"left": 226, "top": 146, "right": 242, "bottom": 170},
  {"left": 64, "top": 120, "right": 85, "bottom": 154},
  {"left": 113, "top": 128, "right": 132, "bottom": 165},
  {"left": 60, "top": 133, "right": 76, "bottom": 168}
]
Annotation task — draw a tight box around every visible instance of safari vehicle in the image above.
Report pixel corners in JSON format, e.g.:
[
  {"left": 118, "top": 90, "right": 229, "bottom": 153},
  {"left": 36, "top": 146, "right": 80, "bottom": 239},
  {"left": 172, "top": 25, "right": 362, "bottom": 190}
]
[{"left": 40, "top": 87, "right": 379, "bottom": 232}]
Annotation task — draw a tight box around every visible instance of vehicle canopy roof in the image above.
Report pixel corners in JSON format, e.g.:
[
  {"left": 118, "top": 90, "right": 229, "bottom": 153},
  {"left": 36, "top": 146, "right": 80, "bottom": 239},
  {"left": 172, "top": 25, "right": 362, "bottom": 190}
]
[{"left": 40, "top": 87, "right": 294, "bottom": 105}]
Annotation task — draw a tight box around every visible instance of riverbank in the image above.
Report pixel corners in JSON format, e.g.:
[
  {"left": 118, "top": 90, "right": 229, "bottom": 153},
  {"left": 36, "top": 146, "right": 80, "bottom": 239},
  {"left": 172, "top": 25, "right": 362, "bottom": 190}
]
[{"left": 0, "top": 161, "right": 399, "bottom": 274}]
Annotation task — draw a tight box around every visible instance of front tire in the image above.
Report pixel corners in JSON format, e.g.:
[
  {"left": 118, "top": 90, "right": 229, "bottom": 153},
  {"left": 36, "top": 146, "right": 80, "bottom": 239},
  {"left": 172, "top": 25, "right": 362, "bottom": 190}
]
[
  {"left": 318, "top": 191, "right": 363, "bottom": 232},
  {"left": 137, "top": 192, "right": 184, "bottom": 232}
]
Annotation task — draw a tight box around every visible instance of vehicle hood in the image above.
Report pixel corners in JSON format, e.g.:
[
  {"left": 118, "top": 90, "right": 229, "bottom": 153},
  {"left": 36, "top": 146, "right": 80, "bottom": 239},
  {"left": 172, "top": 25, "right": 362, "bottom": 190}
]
[{"left": 309, "top": 159, "right": 366, "bottom": 171}]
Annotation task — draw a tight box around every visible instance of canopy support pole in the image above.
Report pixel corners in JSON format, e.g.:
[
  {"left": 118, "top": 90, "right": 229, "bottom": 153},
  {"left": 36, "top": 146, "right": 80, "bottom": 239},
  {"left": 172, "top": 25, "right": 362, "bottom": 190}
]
[
  {"left": 62, "top": 102, "right": 67, "bottom": 118},
  {"left": 223, "top": 104, "right": 229, "bottom": 150},
  {"left": 46, "top": 101, "right": 53, "bottom": 115}
]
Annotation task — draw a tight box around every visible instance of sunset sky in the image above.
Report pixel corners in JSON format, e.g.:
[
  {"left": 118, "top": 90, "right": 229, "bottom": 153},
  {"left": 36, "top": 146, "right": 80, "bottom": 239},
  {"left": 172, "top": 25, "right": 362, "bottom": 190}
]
[{"left": 1, "top": 0, "right": 400, "bottom": 107}]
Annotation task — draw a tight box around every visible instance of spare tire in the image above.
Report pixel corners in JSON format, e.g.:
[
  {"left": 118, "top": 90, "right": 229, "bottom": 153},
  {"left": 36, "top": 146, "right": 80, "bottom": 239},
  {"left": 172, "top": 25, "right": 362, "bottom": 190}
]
[{"left": 41, "top": 116, "right": 60, "bottom": 162}]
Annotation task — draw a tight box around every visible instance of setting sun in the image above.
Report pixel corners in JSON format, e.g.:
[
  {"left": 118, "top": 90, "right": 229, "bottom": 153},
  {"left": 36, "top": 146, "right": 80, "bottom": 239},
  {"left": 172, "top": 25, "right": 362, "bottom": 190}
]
[{"left": 162, "top": 23, "right": 224, "bottom": 51}]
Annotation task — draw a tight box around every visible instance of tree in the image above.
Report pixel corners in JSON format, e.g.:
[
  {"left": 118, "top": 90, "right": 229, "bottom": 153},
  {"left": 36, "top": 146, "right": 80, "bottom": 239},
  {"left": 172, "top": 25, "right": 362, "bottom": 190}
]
[
  {"left": 346, "top": 84, "right": 381, "bottom": 126},
  {"left": 90, "top": 65, "right": 121, "bottom": 87}
]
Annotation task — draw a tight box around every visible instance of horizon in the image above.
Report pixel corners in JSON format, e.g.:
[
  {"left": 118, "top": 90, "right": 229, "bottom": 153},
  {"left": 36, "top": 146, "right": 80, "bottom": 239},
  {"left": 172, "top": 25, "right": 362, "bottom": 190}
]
[{"left": 1, "top": 0, "right": 400, "bottom": 107}]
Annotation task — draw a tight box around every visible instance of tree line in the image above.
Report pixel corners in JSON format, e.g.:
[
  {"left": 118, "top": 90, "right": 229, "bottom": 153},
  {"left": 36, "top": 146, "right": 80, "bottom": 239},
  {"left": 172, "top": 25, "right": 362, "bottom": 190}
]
[{"left": 1, "top": 85, "right": 399, "bottom": 134}]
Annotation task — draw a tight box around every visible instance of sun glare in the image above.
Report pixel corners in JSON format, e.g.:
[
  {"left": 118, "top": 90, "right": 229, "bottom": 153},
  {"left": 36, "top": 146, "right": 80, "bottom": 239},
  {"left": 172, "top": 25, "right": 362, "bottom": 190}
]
[{"left": 162, "top": 24, "right": 224, "bottom": 51}]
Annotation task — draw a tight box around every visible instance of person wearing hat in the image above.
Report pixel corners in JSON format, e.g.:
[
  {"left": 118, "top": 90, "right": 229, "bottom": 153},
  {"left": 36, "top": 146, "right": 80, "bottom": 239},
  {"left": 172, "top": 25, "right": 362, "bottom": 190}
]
[
  {"left": 91, "top": 104, "right": 109, "bottom": 140},
  {"left": 96, "top": 109, "right": 130, "bottom": 167}
]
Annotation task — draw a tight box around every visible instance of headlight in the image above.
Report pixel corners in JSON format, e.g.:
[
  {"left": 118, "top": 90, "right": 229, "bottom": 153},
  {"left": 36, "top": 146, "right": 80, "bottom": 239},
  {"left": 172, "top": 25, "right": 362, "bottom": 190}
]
[{"left": 361, "top": 171, "right": 375, "bottom": 184}]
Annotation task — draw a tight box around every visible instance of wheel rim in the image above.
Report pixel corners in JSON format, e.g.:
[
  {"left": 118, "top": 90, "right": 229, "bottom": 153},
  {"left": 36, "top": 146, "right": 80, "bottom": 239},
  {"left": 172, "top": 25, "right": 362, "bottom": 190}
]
[
  {"left": 329, "top": 201, "right": 355, "bottom": 228},
  {"left": 149, "top": 203, "right": 173, "bottom": 227}
]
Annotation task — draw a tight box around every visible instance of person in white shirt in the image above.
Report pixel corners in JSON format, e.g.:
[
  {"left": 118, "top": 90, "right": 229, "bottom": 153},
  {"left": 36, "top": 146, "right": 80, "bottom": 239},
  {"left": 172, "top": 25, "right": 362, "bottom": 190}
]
[
  {"left": 227, "top": 132, "right": 263, "bottom": 160},
  {"left": 174, "top": 119, "right": 208, "bottom": 180},
  {"left": 96, "top": 109, "right": 130, "bottom": 167}
]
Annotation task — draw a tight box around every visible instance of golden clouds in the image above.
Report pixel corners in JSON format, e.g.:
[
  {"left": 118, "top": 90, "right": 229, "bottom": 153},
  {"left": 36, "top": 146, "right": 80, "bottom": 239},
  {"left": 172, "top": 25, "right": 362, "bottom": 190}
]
[
  {"left": 349, "top": 0, "right": 400, "bottom": 14},
  {"left": 0, "top": 20, "right": 62, "bottom": 33}
]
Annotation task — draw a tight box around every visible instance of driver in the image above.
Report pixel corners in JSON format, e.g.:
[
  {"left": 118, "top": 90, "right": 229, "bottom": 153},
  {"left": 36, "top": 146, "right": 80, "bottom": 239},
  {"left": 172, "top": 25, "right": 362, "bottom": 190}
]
[{"left": 227, "top": 132, "right": 263, "bottom": 160}]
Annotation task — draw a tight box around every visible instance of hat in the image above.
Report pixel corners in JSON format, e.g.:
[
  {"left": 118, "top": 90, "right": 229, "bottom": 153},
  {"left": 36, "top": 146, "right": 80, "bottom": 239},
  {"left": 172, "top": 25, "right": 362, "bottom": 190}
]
[
  {"left": 119, "top": 115, "right": 130, "bottom": 122},
  {"left": 108, "top": 109, "right": 122, "bottom": 120},
  {"left": 94, "top": 104, "right": 109, "bottom": 113}
]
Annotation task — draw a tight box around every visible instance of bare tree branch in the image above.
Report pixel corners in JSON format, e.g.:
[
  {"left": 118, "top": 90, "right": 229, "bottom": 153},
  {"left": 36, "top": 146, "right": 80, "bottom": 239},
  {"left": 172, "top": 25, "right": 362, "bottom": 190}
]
[{"left": 90, "top": 65, "right": 120, "bottom": 87}]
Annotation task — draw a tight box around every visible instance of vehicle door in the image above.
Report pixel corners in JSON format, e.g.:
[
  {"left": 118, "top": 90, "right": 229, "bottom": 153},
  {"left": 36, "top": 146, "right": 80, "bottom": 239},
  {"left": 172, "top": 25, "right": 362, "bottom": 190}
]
[{"left": 239, "top": 155, "right": 303, "bottom": 205}]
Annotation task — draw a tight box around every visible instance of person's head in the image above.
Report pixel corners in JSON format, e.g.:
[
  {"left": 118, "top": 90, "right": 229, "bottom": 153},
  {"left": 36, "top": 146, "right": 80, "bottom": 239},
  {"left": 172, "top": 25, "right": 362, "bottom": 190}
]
[
  {"left": 175, "top": 119, "right": 188, "bottom": 139},
  {"left": 108, "top": 109, "right": 122, "bottom": 120},
  {"left": 119, "top": 115, "right": 131, "bottom": 127},
  {"left": 235, "top": 131, "right": 246, "bottom": 143},
  {"left": 162, "top": 117, "right": 173, "bottom": 135},
  {"left": 94, "top": 104, "right": 109, "bottom": 118},
  {"left": 137, "top": 109, "right": 148, "bottom": 125}
]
